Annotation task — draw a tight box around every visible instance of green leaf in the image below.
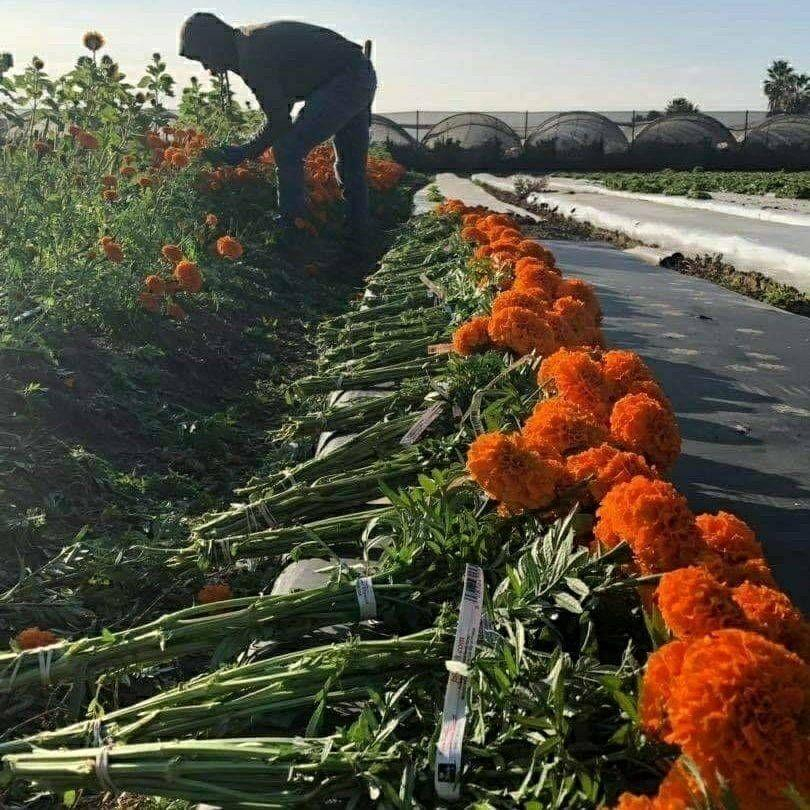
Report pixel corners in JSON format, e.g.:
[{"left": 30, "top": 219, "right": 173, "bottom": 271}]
[{"left": 554, "top": 591, "right": 583, "bottom": 614}]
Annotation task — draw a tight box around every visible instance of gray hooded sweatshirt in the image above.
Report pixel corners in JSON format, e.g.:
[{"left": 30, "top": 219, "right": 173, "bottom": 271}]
[{"left": 180, "top": 14, "right": 364, "bottom": 157}]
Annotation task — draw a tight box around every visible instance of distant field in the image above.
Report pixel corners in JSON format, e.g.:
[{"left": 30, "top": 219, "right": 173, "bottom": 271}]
[{"left": 566, "top": 170, "right": 810, "bottom": 199}]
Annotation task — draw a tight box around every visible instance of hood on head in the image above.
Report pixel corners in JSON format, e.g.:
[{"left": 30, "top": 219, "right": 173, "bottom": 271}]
[{"left": 179, "top": 12, "right": 235, "bottom": 69}]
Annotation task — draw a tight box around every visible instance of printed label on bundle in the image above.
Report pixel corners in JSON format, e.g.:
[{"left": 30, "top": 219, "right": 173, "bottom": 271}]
[
  {"left": 428, "top": 343, "right": 454, "bottom": 356},
  {"left": 419, "top": 273, "right": 448, "bottom": 302},
  {"left": 355, "top": 576, "right": 377, "bottom": 620},
  {"left": 401, "top": 402, "right": 445, "bottom": 446},
  {"left": 435, "top": 564, "right": 485, "bottom": 800}
]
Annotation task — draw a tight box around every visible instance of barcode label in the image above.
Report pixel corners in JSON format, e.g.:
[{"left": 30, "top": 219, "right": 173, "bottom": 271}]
[{"left": 435, "top": 564, "right": 485, "bottom": 800}]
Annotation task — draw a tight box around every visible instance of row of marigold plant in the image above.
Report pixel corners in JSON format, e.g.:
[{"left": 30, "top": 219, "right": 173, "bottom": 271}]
[{"left": 436, "top": 198, "right": 809, "bottom": 809}]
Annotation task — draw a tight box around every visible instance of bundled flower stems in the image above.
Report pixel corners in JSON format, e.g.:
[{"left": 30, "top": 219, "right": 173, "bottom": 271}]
[
  {"left": 4, "top": 200, "right": 808, "bottom": 809},
  {"left": 1, "top": 629, "right": 444, "bottom": 755}
]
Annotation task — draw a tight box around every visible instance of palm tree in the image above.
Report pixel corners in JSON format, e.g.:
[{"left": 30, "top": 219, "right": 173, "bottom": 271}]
[{"left": 764, "top": 60, "right": 810, "bottom": 115}]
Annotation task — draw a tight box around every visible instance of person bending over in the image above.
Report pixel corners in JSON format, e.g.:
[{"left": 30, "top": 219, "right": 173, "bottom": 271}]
[{"left": 179, "top": 13, "right": 377, "bottom": 246}]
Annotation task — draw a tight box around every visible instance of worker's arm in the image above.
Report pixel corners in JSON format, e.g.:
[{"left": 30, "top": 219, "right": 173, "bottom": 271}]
[{"left": 214, "top": 73, "right": 291, "bottom": 164}]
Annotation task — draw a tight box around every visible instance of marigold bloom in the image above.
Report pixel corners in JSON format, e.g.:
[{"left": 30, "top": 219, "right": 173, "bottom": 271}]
[
  {"left": 101, "top": 174, "right": 117, "bottom": 188},
  {"left": 170, "top": 150, "right": 190, "bottom": 168},
  {"left": 467, "top": 431, "right": 567, "bottom": 512},
  {"left": 638, "top": 640, "right": 688, "bottom": 738},
  {"left": 32, "top": 139, "right": 51, "bottom": 155},
  {"left": 522, "top": 397, "right": 608, "bottom": 455},
  {"left": 557, "top": 278, "right": 601, "bottom": 321},
  {"left": 610, "top": 392, "right": 681, "bottom": 471},
  {"left": 512, "top": 260, "right": 561, "bottom": 297},
  {"left": 120, "top": 165, "right": 137, "bottom": 178},
  {"left": 694, "top": 511, "right": 763, "bottom": 564},
  {"left": 551, "top": 296, "right": 598, "bottom": 346},
  {"left": 594, "top": 476, "right": 703, "bottom": 573},
  {"left": 733, "top": 582, "right": 810, "bottom": 660},
  {"left": 538, "top": 348, "right": 611, "bottom": 421},
  {"left": 565, "top": 443, "right": 656, "bottom": 502},
  {"left": 173, "top": 260, "right": 203, "bottom": 293},
  {"left": 137, "top": 175, "right": 154, "bottom": 189},
  {"left": 204, "top": 213, "right": 219, "bottom": 228},
  {"left": 216, "top": 235, "right": 244, "bottom": 260},
  {"left": 487, "top": 306, "right": 557, "bottom": 357},
  {"left": 102, "top": 240, "right": 124, "bottom": 263},
  {"left": 161, "top": 244, "right": 184, "bottom": 265},
  {"left": 491, "top": 288, "right": 551, "bottom": 317},
  {"left": 452, "top": 316, "right": 491, "bottom": 355},
  {"left": 666, "top": 629, "right": 810, "bottom": 808},
  {"left": 657, "top": 566, "right": 745, "bottom": 641},
  {"left": 14, "top": 626, "right": 58, "bottom": 650},
  {"left": 144, "top": 274, "right": 165, "bottom": 295},
  {"left": 516, "top": 239, "right": 556, "bottom": 265},
  {"left": 601, "top": 350, "right": 653, "bottom": 398},
  {"left": 75, "top": 130, "right": 99, "bottom": 149},
  {"left": 197, "top": 583, "right": 233, "bottom": 603},
  {"left": 614, "top": 760, "right": 698, "bottom": 810},
  {"left": 461, "top": 226, "right": 488, "bottom": 244},
  {"left": 101, "top": 188, "right": 118, "bottom": 202}
]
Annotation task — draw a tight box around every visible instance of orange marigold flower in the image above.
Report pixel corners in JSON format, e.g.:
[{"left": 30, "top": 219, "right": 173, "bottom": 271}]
[
  {"left": 14, "top": 626, "right": 59, "bottom": 650},
  {"left": 487, "top": 306, "right": 557, "bottom": 357},
  {"left": 732, "top": 582, "right": 810, "bottom": 661},
  {"left": 610, "top": 392, "right": 681, "bottom": 471},
  {"left": 656, "top": 566, "right": 745, "bottom": 641},
  {"left": 161, "top": 244, "right": 184, "bottom": 265},
  {"left": 76, "top": 130, "right": 99, "bottom": 149},
  {"left": 516, "top": 239, "right": 556, "bottom": 265},
  {"left": 594, "top": 476, "right": 703, "bottom": 573},
  {"left": 461, "top": 225, "right": 488, "bottom": 244},
  {"left": 512, "top": 260, "right": 561, "bottom": 297},
  {"left": 538, "top": 348, "right": 612, "bottom": 421},
  {"left": 173, "top": 260, "right": 203, "bottom": 293},
  {"left": 551, "top": 296, "right": 598, "bottom": 346},
  {"left": 452, "top": 316, "right": 492, "bottom": 356},
  {"left": 216, "top": 235, "right": 244, "bottom": 260},
  {"left": 466, "top": 431, "right": 567, "bottom": 512},
  {"left": 601, "top": 349, "right": 654, "bottom": 399},
  {"left": 491, "top": 288, "right": 551, "bottom": 316},
  {"left": 137, "top": 175, "right": 154, "bottom": 189},
  {"left": 101, "top": 174, "right": 117, "bottom": 188},
  {"left": 170, "top": 150, "right": 190, "bottom": 168},
  {"left": 522, "top": 397, "right": 608, "bottom": 455},
  {"left": 120, "top": 165, "right": 137, "bottom": 178},
  {"left": 638, "top": 639, "right": 688, "bottom": 738},
  {"left": 565, "top": 443, "right": 656, "bottom": 502},
  {"left": 694, "top": 511, "right": 763, "bottom": 564},
  {"left": 33, "top": 139, "right": 52, "bottom": 155},
  {"left": 144, "top": 274, "right": 165, "bottom": 295},
  {"left": 167, "top": 302, "right": 187, "bottom": 320},
  {"left": 197, "top": 583, "right": 233, "bottom": 604},
  {"left": 102, "top": 240, "right": 124, "bottom": 263},
  {"left": 665, "top": 629, "right": 810, "bottom": 808},
  {"left": 557, "top": 278, "right": 601, "bottom": 322},
  {"left": 204, "top": 213, "right": 219, "bottom": 228},
  {"left": 101, "top": 188, "right": 118, "bottom": 202},
  {"left": 612, "top": 795, "right": 653, "bottom": 810},
  {"left": 138, "top": 291, "right": 162, "bottom": 313}
]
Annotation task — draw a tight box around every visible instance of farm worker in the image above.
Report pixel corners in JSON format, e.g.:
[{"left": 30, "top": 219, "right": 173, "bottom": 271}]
[{"left": 179, "top": 13, "right": 377, "bottom": 248}]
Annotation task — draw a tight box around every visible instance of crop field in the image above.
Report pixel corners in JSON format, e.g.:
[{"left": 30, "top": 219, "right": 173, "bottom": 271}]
[
  {"left": 1, "top": 35, "right": 808, "bottom": 810},
  {"left": 567, "top": 169, "right": 810, "bottom": 199}
]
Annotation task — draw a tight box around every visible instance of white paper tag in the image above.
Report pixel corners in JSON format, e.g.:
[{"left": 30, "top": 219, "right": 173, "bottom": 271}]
[
  {"left": 355, "top": 576, "right": 377, "bottom": 620},
  {"left": 419, "top": 273, "right": 447, "bottom": 301},
  {"left": 400, "top": 402, "right": 445, "bottom": 447},
  {"left": 427, "top": 343, "right": 454, "bottom": 356},
  {"left": 435, "top": 564, "right": 485, "bottom": 801}
]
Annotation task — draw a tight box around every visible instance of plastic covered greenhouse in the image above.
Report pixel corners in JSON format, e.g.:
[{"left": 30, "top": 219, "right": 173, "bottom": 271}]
[
  {"left": 523, "top": 111, "right": 629, "bottom": 168},
  {"left": 743, "top": 114, "right": 810, "bottom": 168},
  {"left": 422, "top": 113, "right": 521, "bottom": 170},
  {"left": 369, "top": 114, "right": 426, "bottom": 166},
  {"left": 632, "top": 113, "right": 736, "bottom": 167}
]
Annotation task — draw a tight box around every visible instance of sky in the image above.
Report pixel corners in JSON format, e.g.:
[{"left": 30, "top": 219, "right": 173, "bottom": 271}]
[{"left": 2, "top": 0, "right": 809, "bottom": 112}]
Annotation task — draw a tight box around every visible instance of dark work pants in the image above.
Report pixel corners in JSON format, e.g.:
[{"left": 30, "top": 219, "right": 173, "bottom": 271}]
[{"left": 273, "top": 58, "right": 377, "bottom": 236}]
